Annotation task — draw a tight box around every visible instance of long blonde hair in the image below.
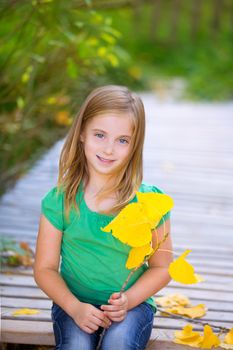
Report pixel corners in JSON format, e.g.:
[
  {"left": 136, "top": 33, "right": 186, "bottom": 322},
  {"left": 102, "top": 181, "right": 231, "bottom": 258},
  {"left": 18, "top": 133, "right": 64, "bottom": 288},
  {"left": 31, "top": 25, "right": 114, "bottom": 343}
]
[{"left": 57, "top": 85, "right": 145, "bottom": 219}]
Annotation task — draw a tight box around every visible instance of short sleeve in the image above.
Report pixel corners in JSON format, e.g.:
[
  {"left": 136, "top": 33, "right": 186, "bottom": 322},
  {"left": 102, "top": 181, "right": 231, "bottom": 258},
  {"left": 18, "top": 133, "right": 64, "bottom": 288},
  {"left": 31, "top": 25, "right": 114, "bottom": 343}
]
[
  {"left": 139, "top": 183, "right": 171, "bottom": 229},
  {"left": 41, "top": 187, "right": 64, "bottom": 231}
]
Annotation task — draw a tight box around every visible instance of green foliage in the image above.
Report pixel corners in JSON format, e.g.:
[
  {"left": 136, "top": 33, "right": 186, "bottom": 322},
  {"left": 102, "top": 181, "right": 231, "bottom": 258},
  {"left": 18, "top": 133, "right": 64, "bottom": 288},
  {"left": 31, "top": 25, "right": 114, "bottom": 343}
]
[
  {"left": 103, "top": 1, "right": 233, "bottom": 101},
  {"left": 0, "top": 2, "right": 136, "bottom": 193}
]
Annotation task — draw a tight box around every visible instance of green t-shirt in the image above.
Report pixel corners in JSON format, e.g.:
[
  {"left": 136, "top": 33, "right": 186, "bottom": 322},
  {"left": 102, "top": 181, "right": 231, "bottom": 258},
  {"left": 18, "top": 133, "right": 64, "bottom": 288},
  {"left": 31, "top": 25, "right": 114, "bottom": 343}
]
[{"left": 41, "top": 182, "right": 170, "bottom": 313}]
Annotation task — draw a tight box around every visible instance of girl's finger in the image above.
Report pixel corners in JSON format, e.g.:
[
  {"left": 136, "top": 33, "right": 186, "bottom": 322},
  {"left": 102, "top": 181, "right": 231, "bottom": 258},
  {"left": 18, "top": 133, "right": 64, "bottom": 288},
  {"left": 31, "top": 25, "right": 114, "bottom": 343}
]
[
  {"left": 101, "top": 304, "right": 119, "bottom": 312},
  {"left": 104, "top": 309, "right": 126, "bottom": 318}
]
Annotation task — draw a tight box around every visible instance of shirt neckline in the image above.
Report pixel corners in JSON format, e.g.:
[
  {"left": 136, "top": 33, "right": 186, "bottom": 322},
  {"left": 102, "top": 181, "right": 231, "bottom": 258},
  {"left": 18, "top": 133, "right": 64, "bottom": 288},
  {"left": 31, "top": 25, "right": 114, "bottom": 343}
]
[{"left": 79, "top": 180, "right": 137, "bottom": 219}]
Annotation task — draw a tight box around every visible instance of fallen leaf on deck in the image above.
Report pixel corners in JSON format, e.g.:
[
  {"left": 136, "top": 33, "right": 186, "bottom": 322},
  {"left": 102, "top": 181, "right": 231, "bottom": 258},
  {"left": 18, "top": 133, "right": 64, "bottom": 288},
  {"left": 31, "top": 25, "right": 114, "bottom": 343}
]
[
  {"left": 174, "top": 324, "right": 202, "bottom": 347},
  {"left": 220, "top": 328, "right": 233, "bottom": 349},
  {"left": 12, "top": 308, "right": 40, "bottom": 316},
  {"left": 155, "top": 293, "right": 191, "bottom": 307},
  {"left": 199, "top": 325, "right": 221, "bottom": 349},
  {"left": 166, "top": 304, "right": 207, "bottom": 319}
]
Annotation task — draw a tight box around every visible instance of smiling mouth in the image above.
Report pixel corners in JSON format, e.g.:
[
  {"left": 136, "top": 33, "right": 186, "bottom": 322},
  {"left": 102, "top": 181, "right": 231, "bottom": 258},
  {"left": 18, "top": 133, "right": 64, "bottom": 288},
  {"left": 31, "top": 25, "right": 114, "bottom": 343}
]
[{"left": 97, "top": 155, "right": 115, "bottom": 163}]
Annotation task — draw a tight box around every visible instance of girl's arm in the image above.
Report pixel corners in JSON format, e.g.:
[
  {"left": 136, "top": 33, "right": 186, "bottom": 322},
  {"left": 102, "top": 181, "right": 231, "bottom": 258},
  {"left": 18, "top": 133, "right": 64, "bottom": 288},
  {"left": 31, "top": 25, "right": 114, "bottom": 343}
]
[
  {"left": 124, "top": 218, "right": 173, "bottom": 310},
  {"left": 34, "top": 215, "right": 111, "bottom": 333}
]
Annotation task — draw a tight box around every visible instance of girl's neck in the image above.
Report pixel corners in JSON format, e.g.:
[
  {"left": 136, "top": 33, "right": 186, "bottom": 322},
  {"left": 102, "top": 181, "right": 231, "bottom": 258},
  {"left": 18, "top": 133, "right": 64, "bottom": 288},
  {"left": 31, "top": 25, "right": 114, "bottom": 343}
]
[{"left": 83, "top": 176, "right": 117, "bottom": 198}]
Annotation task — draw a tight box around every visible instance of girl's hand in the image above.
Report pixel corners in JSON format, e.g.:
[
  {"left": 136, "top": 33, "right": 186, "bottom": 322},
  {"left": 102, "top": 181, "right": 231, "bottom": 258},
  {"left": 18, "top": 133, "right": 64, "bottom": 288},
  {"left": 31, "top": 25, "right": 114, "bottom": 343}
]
[
  {"left": 72, "top": 302, "right": 111, "bottom": 334},
  {"left": 100, "top": 292, "right": 128, "bottom": 322}
]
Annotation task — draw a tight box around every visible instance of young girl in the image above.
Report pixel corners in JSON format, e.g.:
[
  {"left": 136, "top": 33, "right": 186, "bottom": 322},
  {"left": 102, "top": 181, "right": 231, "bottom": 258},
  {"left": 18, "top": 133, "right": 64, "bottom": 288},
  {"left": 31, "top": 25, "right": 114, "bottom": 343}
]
[{"left": 34, "top": 85, "right": 173, "bottom": 350}]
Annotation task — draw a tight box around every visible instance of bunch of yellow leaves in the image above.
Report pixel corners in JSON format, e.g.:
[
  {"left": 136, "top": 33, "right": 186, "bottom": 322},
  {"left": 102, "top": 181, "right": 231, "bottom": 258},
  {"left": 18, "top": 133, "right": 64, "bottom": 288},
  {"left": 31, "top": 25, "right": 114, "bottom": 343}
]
[
  {"left": 156, "top": 293, "right": 207, "bottom": 319},
  {"left": 174, "top": 324, "right": 221, "bottom": 349},
  {"left": 101, "top": 192, "right": 174, "bottom": 269},
  {"left": 174, "top": 325, "right": 233, "bottom": 349}
]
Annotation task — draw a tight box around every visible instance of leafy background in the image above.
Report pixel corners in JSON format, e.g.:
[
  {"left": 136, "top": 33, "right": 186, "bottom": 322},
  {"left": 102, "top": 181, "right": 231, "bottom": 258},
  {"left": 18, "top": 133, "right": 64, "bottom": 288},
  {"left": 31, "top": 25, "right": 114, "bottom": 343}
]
[{"left": 0, "top": 0, "right": 232, "bottom": 195}]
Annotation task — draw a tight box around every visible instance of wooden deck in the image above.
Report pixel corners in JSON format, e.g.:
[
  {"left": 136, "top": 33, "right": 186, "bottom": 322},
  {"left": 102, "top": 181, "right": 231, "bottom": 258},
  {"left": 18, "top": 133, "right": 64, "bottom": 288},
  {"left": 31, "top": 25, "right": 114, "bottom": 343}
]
[{"left": 1, "top": 94, "right": 233, "bottom": 349}]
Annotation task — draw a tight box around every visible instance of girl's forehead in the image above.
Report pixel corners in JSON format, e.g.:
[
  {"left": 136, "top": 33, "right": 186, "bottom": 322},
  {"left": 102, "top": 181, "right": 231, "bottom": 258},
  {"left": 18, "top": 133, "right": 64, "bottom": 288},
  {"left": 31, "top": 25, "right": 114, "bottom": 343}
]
[{"left": 85, "top": 113, "right": 134, "bottom": 132}]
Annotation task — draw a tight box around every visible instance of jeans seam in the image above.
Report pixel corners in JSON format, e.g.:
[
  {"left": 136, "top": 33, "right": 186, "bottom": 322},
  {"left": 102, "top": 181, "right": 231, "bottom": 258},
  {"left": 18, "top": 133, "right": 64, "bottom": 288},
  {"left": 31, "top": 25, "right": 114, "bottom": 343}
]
[
  {"left": 135, "top": 318, "right": 154, "bottom": 349},
  {"left": 53, "top": 318, "right": 63, "bottom": 349}
]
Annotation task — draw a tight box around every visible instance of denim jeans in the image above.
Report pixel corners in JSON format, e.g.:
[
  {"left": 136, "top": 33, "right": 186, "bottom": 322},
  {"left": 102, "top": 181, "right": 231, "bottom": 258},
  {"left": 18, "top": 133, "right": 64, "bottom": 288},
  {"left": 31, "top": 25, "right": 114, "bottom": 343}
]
[{"left": 51, "top": 301, "right": 154, "bottom": 350}]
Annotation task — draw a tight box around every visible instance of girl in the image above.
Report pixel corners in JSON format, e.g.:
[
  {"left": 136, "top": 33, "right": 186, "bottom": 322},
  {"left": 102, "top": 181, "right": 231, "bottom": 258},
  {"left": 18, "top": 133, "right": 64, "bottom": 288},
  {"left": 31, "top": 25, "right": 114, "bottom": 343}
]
[{"left": 34, "top": 85, "right": 173, "bottom": 350}]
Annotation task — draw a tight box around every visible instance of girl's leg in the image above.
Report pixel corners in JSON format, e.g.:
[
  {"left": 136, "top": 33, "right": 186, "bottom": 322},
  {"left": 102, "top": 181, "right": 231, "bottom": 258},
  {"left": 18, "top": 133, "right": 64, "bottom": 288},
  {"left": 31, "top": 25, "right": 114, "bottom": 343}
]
[
  {"left": 51, "top": 303, "right": 100, "bottom": 350},
  {"left": 101, "top": 302, "right": 154, "bottom": 350}
]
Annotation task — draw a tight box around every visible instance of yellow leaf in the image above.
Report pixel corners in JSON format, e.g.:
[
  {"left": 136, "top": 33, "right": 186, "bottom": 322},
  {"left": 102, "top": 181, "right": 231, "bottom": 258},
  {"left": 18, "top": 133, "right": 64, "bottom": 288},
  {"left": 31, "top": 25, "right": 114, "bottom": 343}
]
[
  {"left": 12, "top": 308, "right": 40, "bottom": 316},
  {"left": 166, "top": 304, "right": 207, "bottom": 319},
  {"left": 126, "top": 244, "right": 154, "bottom": 269},
  {"left": 136, "top": 192, "right": 174, "bottom": 229},
  {"left": 225, "top": 329, "right": 233, "bottom": 345},
  {"left": 128, "top": 66, "right": 142, "bottom": 80},
  {"left": 97, "top": 47, "right": 107, "bottom": 58},
  {"left": 168, "top": 250, "right": 204, "bottom": 284},
  {"left": 55, "top": 111, "right": 72, "bottom": 126},
  {"left": 220, "top": 344, "right": 233, "bottom": 349},
  {"left": 174, "top": 324, "right": 202, "bottom": 347},
  {"left": 220, "top": 329, "right": 233, "bottom": 348},
  {"left": 101, "top": 202, "right": 152, "bottom": 247},
  {"left": 155, "top": 293, "right": 191, "bottom": 307},
  {"left": 199, "top": 325, "right": 221, "bottom": 349}
]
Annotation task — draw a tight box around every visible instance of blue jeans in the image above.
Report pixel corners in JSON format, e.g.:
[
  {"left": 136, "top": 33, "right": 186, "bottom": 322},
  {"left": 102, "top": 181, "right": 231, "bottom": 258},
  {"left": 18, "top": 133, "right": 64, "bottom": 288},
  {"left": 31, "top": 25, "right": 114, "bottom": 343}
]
[{"left": 51, "top": 302, "right": 154, "bottom": 350}]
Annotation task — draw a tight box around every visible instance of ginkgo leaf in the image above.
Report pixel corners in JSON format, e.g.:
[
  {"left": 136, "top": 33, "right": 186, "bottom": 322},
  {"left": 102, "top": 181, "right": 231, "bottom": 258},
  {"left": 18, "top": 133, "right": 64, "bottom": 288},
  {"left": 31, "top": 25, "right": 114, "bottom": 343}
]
[
  {"left": 101, "top": 202, "right": 152, "bottom": 247},
  {"left": 174, "top": 324, "right": 202, "bottom": 347},
  {"left": 199, "top": 325, "right": 221, "bottom": 349},
  {"left": 12, "top": 308, "right": 40, "bottom": 316},
  {"left": 166, "top": 304, "right": 207, "bottom": 319},
  {"left": 136, "top": 192, "right": 174, "bottom": 229},
  {"left": 220, "top": 328, "right": 233, "bottom": 349},
  {"left": 156, "top": 293, "right": 191, "bottom": 307},
  {"left": 224, "top": 329, "right": 233, "bottom": 345},
  {"left": 168, "top": 250, "right": 204, "bottom": 284},
  {"left": 126, "top": 244, "right": 154, "bottom": 269}
]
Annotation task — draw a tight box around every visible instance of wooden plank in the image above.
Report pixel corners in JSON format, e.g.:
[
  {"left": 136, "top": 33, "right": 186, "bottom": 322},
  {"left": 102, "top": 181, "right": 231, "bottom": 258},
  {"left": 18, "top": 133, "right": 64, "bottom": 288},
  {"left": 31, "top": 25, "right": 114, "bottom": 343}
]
[
  {"left": 2, "top": 306, "right": 233, "bottom": 324},
  {"left": 1, "top": 286, "right": 47, "bottom": 298},
  {"left": 1, "top": 319, "right": 55, "bottom": 345},
  {"left": 1, "top": 297, "right": 52, "bottom": 309}
]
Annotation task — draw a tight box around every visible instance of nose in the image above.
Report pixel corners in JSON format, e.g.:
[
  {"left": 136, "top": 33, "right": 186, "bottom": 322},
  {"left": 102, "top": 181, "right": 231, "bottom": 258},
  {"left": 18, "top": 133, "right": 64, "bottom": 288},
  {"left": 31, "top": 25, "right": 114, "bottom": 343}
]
[{"left": 103, "top": 140, "right": 114, "bottom": 155}]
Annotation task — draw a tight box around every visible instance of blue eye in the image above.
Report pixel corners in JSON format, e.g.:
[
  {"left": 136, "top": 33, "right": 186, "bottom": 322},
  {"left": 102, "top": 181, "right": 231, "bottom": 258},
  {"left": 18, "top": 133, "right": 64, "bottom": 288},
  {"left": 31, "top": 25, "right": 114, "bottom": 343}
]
[
  {"left": 95, "top": 133, "right": 104, "bottom": 139},
  {"left": 119, "top": 138, "right": 129, "bottom": 144}
]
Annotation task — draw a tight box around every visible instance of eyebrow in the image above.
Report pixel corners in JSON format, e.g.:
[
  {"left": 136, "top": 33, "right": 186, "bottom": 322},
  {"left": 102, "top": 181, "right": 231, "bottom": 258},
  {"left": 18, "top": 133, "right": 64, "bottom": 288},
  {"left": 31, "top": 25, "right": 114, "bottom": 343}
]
[{"left": 91, "top": 128, "right": 132, "bottom": 138}]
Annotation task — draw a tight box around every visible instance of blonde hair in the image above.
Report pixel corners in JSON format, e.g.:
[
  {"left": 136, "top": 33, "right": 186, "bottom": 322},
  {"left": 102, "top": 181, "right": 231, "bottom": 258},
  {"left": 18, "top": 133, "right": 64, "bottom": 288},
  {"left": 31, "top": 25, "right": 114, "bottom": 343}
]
[{"left": 57, "top": 85, "right": 145, "bottom": 219}]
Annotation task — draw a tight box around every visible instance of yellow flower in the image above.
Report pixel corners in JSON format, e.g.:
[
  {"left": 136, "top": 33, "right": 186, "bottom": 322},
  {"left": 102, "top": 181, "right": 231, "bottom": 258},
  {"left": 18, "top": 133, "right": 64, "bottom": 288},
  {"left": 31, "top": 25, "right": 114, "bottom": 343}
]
[{"left": 168, "top": 250, "right": 204, "bottom": 284}]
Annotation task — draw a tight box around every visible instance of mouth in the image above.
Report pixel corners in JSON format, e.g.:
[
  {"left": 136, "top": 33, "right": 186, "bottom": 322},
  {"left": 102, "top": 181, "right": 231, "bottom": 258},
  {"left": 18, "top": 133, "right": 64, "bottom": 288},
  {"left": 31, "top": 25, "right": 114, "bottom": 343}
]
[{"left": 96, "top": 155, "right": 115, "bottom": 163}]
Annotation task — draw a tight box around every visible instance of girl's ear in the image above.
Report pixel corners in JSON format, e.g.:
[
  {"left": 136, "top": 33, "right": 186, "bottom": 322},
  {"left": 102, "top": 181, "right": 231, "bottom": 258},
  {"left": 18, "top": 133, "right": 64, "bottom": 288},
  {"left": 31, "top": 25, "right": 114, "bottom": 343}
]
[{"left": 80, "top": 133, "right": 84, "bottom": 142}]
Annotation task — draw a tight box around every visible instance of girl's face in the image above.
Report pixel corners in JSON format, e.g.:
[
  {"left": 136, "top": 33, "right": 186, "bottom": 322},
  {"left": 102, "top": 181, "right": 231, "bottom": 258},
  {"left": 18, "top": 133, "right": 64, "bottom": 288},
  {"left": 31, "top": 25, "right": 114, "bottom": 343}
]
[{"left": 80, "top": 113, "right": 133, "bottom": 179}]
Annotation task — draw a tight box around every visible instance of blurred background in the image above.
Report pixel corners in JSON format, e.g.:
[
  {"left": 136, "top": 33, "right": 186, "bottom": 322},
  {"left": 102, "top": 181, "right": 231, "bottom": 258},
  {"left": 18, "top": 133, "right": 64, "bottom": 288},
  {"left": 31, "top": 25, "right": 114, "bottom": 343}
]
[{"left": 1, "top": 0, "right": 232, "bottom": 195}]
